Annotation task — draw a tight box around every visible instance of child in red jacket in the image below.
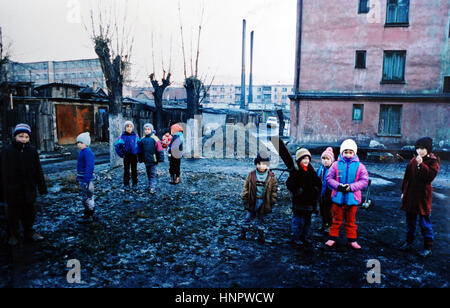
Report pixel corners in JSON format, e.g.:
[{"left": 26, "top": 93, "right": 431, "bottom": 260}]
[{"left": 400, "top": 137, "right": 440, "bottom": 257}]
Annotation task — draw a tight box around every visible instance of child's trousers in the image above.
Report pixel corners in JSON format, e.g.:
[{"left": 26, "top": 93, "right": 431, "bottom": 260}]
[
  {"left": 124, "top": 154, "right": 138, "bottom": 186},
  {"left": 80, "top": 182, "right": 95, "bottom": 212},
  {"left": 291, "top": 213, "right": 312, "bottom": 241},
  {"left": 146, "top": 164, "right": 157, "bottom": 190},
  {"left": 242, "top": 199, "right": 265, "bottom": 231},
  {"left": 405, "top": 212, "right": 434, "bottom": 249},
  {"left": 6, "top": 202, "right": 36, "bottom": 238},
  {"left": 329, "top": 204, "right": 358, "bottom": 241}
]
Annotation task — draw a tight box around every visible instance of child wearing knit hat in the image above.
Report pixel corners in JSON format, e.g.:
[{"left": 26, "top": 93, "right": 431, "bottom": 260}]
[
  {"left": 286, "top": 148, "right": 322, "bottom": 246},
  {"left": 76, "top": 132, "right": 96, "bottom": 222},
  {"left": 168, "top": 124, "right": 184, "bottom": 185},
  {"left": 1, "top": 124, "right": 47, "bottom": 246},
  {"left": 325, "top": 139, "right": 369, "bottom": 249},
  {"left": 400, "top": 137, "right": 440, "bottom": 257},
  {"left": 114, "top": 120, "right": 141, "bottom": 191},
  {"left": 137, "top": 123, "right": 164, "bottom": 194},
  {"left": 316, "top": 147, "right": 335, "bottom": 233}
]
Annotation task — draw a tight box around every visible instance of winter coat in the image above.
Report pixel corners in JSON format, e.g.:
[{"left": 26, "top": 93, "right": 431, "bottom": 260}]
[
  {"left": 162, "top": 134, "right": 172, "bottom": 149},
  {"left": 76, "top": 147, "right": 95, "bottom": 184},
  {"left": 401, "top": 154, "right": 440, "bottom": 216},
  {"left": 138, "top": 133, "right": 164, "bottom": 165},
  {"left": 114, "top": 131, "right": 140, "bottom": 158},
  {"left": 327, "top": 154, "right": 369, "bottom": 206},
  {"left": 0, "top": 141, "right": 47, "bottom": 205},
  {"left": 317, "top": 165, "right": 332, "bottom": 204},
  {"left": 168, "top": 132, "right": 184, "bottom": 159},
  {"left": 286, "top": 164, "right": 322, "bottom": 215},
  {"left": 241, "top": 170, "right": 278, "bottom": 214}
]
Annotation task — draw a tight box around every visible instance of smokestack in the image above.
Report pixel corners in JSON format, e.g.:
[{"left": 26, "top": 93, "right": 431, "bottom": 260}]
[
  {"left": 248, "top": 31, "right": 254, "bottom": 104},
  {"left": 240, "top": 19, "right": 246, "bottom": 109}
]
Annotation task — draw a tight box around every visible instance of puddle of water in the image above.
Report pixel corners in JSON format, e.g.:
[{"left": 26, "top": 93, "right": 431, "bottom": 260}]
[{"left": 370, "top": 177, "right": 394, "bottom": 186}]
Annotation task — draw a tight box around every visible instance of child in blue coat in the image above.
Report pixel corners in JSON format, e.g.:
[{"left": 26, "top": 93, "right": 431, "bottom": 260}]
[
  {"left": 76, "top": 132, "right": 95, "bottom": 222},
  {"left": 114, "top": 121, "right": 141, "bottom": 191}
]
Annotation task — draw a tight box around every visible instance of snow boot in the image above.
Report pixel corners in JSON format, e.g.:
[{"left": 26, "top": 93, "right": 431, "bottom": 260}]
[
  {"left": 79, "top": 208, "right": 95, "bottom": 224},
  {"left": 169, "top": 175, "right": 175, "bottom": 184},
  {"left": 174, "top": 177, "right": 181, "bottom": 185},
  {"left": 238, "top": 227, "right": 247, "bottom": 240}
]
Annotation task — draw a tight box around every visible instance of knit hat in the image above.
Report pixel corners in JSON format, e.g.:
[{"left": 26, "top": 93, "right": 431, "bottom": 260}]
[
  {"left": 340, "top": 139, "right": 358, "bottom": 155},
  {"left": 295, "top": 148, "right": 311, "bottom": 162},
  {"left": 144, "top": 123, "right": 154, "bottom": 132},
  {"left": 76, "top": 132, "right": 91, "bottom": 146},
  {"left": 171, "top": 124, "right": 184, "bottom": 134},
  {"left": 124, "top": 120, "right": 134, "bottom": 130},
  {"left": 321, "top": 147, "right": 335, "bottom": 162},
  {"left": 254, "top": 151, "right": 270, "bottom": 165},
  {"left": 415, "top": 137, "right": 433, "bottom": 154},
  {"left": 13, "top": 123, "right": 31, "bottom": 137}
]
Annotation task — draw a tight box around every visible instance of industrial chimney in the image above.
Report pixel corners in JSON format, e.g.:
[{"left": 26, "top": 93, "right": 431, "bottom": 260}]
[
  {"left": 248, "top": 31, "right": 254, "bottom": 104},
  {"left": 240, "top": 19, "right": 246, "bottom": 109}
]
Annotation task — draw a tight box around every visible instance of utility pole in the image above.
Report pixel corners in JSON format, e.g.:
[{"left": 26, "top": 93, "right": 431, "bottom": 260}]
[
  {"left": 240, "top": 19, "right": 246, "bottom": 109},
  {"left": 0, "top": 26, "right": 8, "bottom": 146}
]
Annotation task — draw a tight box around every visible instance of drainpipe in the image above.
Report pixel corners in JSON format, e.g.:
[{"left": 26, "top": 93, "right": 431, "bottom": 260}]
[
  {"left": 293, "top": 0, "right": 303, "bottom": 141},
  {"left": 241, "top": 19, "right": 246, "bottom": 109}
]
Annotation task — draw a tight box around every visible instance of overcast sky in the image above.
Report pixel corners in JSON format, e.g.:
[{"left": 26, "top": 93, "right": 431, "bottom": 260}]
[{"left": 0, "top": 0, "right": 297, "bottom": 87}]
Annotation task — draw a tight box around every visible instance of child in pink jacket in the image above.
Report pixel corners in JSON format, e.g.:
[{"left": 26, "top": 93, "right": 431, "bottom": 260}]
[{"left": 325, "top": 139, "right": 369, "bottom": 249}]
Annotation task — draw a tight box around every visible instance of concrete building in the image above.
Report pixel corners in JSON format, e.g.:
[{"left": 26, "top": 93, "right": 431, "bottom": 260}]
[
  {"left": 7, "top": 58, "right": 105, "bottom": 88},
  {"left": 290, "top": 0, "right": 450, "bottom": 147}
]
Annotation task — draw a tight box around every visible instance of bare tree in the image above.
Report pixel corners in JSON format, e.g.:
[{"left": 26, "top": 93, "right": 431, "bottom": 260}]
[
  {"left": 149, "top": 70, "right": 171, "bottom": 137},
  {"left": 0, "top": 27, "right": 11, "bottom": 146},
  {"left": 86, "top": 3, "right": 135, "bottom": 167},
  {"left": 178, "top": 2, "right": 211, "bottom": 119}
]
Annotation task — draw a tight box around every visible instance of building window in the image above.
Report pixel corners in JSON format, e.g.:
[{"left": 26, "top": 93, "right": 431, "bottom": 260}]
[
  {"left": 444, "top": 77, "right": 450, "bottom": 93},
  {"left": 358, "top": 0, "right": 370, "bottom": 13},
  {"left": 382, "top": 51, "right": 406, "bottom": 83},
  {"left": 355, "top": 51, "right": 366, "bottom": 69},
  {"left": 379, "top": 105, "right": 402, "bottom": 135},
  {"left": 386, "top": 0, "right": 409, "bottom": 26},
  {"left": 352, "top": 104, "right": 364, "bottom": 121}
]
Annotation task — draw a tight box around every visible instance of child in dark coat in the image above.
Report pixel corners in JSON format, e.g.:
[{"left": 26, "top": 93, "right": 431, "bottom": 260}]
[
  {"left": 286, "top": 148, "right": 322, "bottom": 246},
  {"left": 400, "top": 137, "right": 440, "bottom": 257},
  {"left": 114, "top": 121, "right": 141, "bottom": 191},
  {"left": 138, "top": 123, "right": 164, "bottom": 194},
  {"left": 167, "top": 124, "right": 184, "bottom": 185},
  {"left": 240, "top": 152, "right": 278, "bottom": 243},
  {"left": 76, "top": 132, "right": 96, "bottom": 223},
  {"left": 317, "top": 147, "right": 335, "bottom": 233},
  {"left": 1, "top": 124, "right": 47, "bottom": 246}
]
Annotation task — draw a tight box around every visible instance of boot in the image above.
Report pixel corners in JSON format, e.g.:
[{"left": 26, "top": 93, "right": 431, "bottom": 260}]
[
  {"left": 79, "top": 208, "right": 95, "bottom": 224},
  {"left": 169, "top": 175, "right": 175, "bottom": 184},
  {"left": 174, "top": 177, "right": 181, "bottom": 185},
  {"left": 257, "top": 229, "right": 265, "bottom": 243},
  {"left": 238, "top": 227, "right": 247, "bottom": 240},
  {"left": 400, "top": 241, "right": 414, "bottom": 251}
]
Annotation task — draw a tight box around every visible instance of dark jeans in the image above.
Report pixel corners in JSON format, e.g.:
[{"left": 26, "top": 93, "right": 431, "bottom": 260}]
[
  {"left": 319, "top": 199, "right": 333, "bottom": 227},
  {"left": 406, "top": 212, "right": 434, "bottom": 249},
  {"left": 145, "top": 164, "right": 157, "bottom": 190},
  {"left": 169, "top": 156, "right": 181, "bottom": 177},
  {"left": 292, "top": 213, "right": 312, "bottom": 241},
  {"left": 124, "top": 154, "right": 138, "bottom": 186},
  {"left": 7, "top": 202, "right": 36, "bottom": 238}
]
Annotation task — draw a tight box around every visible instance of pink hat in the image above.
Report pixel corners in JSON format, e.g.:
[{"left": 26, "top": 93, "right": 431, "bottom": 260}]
[{"left": 321, "top": 147, "right": 335, "bottom": 162}]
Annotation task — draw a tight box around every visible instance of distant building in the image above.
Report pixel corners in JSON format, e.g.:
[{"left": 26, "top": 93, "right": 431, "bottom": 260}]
[
  {"left": 7, "top": 58, "right": 105, "bottom": 88},
  {"left": 204, "top": 85, "right": 293, "bottom": 111},
  {"left": 290, "top": 0, "right": 450, "bottom": 146}
]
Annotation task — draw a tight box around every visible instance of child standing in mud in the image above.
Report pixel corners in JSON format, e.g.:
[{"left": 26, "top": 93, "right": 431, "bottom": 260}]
[
  {"left": 76, "top": 132, "right": 96, "bottom": 223},
  {"left": 138, "top": 124, "right": 164, "bottom": 194},
  {"left": 286, "top": 148, "right": 322, "bottom": 246},
  {"left": 317, "top": 147, "right": 335, "bottom": 233},
  {"left": 1, "top": 124, "right": 47, "bottom": 246},
  {"left": 325, "top": 139, "right": 369, "bottom": 250},
  {"left": 114, "top": 121, "right": 141, "bottom": 191},
  {"left": 400, "top": 137, "right": 440, "bottom": 257},
  {"left": 240, "top": 152, "right": 278, "bottom": 243},
  {"left": 167, "top": 124, "right": 184, "bottom": 185}
]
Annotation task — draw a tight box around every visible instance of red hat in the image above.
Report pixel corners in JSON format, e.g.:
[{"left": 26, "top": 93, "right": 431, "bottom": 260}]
[
  {"left": 321, "top": 147, "right": 335, "bottom": 162},
  {"left": 171, "top": 124, "right": 184, "bottom": 134}
]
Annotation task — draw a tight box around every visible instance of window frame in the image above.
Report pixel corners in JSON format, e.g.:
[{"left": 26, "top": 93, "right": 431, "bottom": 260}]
[
  {"left": 352, "top": 104, "right": 364, "bottom": 122},
  {"left": 378, "top": 104, "right": 403, "bottom": 136},
  {"left": 358, "top": 0, "right": 370, "bottom": 14},
  {"left": 355, "top": 50, "right": 367, "bottom": 69},
  {"left": 385, "top": 0, "right": 410, "bottom": 27},
  {"left": 381, "top": 50, "right": 407, "bottom": 84}
]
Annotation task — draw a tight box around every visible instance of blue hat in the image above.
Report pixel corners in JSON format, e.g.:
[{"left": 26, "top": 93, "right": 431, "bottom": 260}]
[{"left": 13, "top": 123, "right": 31, "bottom": 137}]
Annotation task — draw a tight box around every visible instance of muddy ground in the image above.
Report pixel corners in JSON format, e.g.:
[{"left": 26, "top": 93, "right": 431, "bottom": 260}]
[{"left": 0, "top": 153, "right": 449, "bottom": 288}]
